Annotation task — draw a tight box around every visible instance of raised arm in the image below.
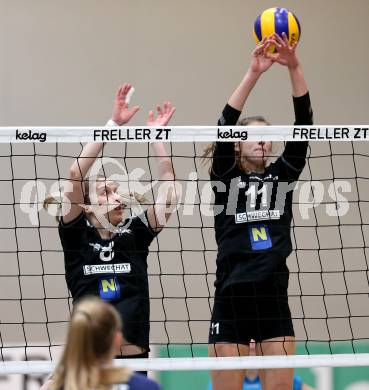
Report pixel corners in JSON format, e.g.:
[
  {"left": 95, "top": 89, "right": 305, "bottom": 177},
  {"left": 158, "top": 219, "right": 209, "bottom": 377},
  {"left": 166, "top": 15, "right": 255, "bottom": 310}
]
[
  {"left": 267, "top": 33, "right": 308, "bottom": 98},
  {"left": 228, "top": 38, "right": 274, "bottom": 110},
  {"left": 213, "top": 39, "right": 274, "bottom": 177},
  {"left": 267, "top": 33, "right": 313, "bottom": 171},
  {"left": 62, "top": 84, "right": 139, "bottom": 223},
  {"left": 145, "top": 102, "right": 178, "bottom": 232}
]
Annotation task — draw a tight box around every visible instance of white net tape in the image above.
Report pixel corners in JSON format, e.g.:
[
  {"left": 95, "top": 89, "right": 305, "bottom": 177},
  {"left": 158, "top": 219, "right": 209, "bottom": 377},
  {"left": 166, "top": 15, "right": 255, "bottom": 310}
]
[{"left": 2, "top": 354, "right": 369, "bottom": 375}]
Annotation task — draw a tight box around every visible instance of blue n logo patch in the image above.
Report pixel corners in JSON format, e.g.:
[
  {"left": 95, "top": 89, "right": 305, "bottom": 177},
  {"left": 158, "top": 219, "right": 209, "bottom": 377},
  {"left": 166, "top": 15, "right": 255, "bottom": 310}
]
[
  {"left": 98, "top": 276, "right": 121, "bottom": 300},
  {"left": 249, "top": 225, "right": 272, "bottom": 250}
]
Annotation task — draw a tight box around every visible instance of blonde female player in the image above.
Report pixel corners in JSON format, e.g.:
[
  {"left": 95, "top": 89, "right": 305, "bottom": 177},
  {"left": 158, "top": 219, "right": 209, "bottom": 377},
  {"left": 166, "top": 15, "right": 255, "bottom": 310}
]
[
  {"left": 47, "top": 84, "right": 177, "bottom": 361},
  {"left": 41, "top": 297, "right": 161, "bottom": 390},
  {"left": 207, "top": 34, "right": 313, "bottom": 390}
]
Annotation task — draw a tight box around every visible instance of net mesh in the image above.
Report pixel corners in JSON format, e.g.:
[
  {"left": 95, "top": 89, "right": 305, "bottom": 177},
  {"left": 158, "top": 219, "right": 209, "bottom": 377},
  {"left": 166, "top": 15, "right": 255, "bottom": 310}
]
[{"left": 0, "top": 140, "right": 369, "bottom": 369}]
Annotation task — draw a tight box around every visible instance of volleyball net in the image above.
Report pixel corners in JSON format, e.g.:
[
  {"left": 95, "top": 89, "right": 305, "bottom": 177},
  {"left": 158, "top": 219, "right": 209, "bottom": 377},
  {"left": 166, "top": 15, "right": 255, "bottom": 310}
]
[{"left": 0, "top": 126, "right": 369, "bottom": 379}]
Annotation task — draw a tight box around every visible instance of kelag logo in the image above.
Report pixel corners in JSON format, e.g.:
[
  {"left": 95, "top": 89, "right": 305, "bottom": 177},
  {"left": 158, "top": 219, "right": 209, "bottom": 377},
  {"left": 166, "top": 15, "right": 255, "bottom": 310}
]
[
  {"left": 15, "top": 129, "right": 47, "bottom": 142},
  {"left": 217, "top": 128, "right": 248, "bottom": 141},
  {"left": 249, "top": 225, "right": 272, "bottom": 250}
]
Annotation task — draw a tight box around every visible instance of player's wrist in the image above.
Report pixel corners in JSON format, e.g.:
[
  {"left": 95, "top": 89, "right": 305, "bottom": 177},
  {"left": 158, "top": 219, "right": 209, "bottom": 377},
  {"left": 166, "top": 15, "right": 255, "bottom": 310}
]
[
  {"left": 246, "top": 67, "right": 262, "bottom": 79},
  {"left": 287, "top": 59, "right": 301, "bottom": 71}
]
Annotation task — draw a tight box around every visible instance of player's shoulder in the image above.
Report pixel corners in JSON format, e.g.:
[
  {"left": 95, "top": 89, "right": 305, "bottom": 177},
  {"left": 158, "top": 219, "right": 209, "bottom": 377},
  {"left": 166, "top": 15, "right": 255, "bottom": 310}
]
[
  {"left": 58, "top": 212, "right": 95, "bottom": 233},
  {"left": 58, "top": 213, "right": 92, "bottom": 246}
]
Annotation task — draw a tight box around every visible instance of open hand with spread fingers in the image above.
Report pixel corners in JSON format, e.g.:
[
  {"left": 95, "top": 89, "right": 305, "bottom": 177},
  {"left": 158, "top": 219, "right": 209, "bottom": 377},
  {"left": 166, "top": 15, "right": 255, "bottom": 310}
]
[{"left": 147, "top": 101, "right": 176, "bottom": 126}]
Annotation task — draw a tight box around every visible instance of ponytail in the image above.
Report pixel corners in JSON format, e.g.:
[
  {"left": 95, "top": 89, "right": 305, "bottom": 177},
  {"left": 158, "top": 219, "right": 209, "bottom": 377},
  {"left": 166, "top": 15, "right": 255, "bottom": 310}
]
[{"left": 51, "top": 298, "right": 131, "bottom": 390}]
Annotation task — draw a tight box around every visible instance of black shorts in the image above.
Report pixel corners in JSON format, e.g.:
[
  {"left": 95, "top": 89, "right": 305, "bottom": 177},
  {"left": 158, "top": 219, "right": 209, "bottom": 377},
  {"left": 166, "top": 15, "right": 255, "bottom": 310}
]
[
  {"left": 208, "top": 278, "right": 294, "bottom": 344},
  {"left": 114, "top": 296, "right": 150, "bottom": 351}
]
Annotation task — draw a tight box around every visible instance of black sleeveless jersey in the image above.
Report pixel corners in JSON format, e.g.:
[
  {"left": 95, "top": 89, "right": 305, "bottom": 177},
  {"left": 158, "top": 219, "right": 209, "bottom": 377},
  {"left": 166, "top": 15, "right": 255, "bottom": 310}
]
[
  {"left": 212, "top": 93, "right": 313, "bottom": 291},
  {"left": 58, "top": 210, "right": 157, "bottom": 349}
]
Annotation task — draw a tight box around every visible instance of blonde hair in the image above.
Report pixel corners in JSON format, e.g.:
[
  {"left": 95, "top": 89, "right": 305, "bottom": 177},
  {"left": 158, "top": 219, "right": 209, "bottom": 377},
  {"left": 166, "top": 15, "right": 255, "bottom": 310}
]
[
  {"left": 43, "top": 175, "right": 147, "bottom": 223},
  {"left": 51, "top": 297, "right": 131, "bottom": 390},
  {"left": 202, "top": 116, "right": 271, "bottom": 172}
]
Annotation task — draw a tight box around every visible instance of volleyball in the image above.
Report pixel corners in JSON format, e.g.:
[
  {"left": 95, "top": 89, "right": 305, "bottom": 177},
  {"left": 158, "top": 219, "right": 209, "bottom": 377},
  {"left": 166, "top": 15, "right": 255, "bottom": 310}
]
[{"left": 253, "top": 7, "right": 301, "bottom": 48}]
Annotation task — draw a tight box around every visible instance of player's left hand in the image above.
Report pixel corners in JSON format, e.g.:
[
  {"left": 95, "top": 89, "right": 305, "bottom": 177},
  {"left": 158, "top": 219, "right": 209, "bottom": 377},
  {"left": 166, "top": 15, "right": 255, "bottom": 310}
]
[
  {"left": 266, "top": 32, "right": 300, "bottom": 69},
  {"left": 147, "top": 102, "right": 176, "bottom": 126}
]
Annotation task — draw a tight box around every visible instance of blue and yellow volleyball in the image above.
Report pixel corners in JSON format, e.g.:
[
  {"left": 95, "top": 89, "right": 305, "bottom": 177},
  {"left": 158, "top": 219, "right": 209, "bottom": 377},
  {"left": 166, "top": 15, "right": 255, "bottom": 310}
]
[{"left": 254, "top": 7, "right": 301, "bottom": 47}]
